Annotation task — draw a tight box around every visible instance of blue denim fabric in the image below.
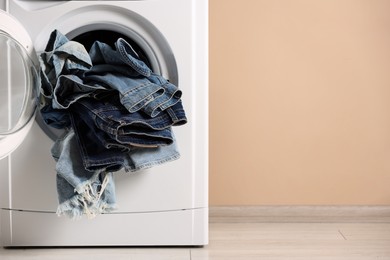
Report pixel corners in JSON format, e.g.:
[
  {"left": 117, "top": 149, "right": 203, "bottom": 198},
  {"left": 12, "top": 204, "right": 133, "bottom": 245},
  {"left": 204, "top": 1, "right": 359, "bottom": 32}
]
[
  {"left": 70, "top": 110, "right": 181, "bottom": 173},
  {"left": 39, "top": 30, "right": 105, "bottom": 110},
  {"left": 40, "top": 30, "right": 89, "bottom": 98},
  {"left": 86, "top": 39, "right": 183, "bottom": 117},
  {"left": 88, "top": 38, "right": 151, "bottom": 77},
  {"left": 72, "top": 94, "right": 186, "bottom": 147},
  {"left": 38, "top": 30, "right": 98, "bottom": 129},
  {"left": 40, "top": 104, "right": 71, "bottom": 129},
  {"left": 51, "top": 129, "right": 117, "bottom": 219},
  {"left": 145, "top": 74, "right": 182, "bottom": 117},
  {"left": 39, "top": 30, "right": 188, "bottom": 219}
]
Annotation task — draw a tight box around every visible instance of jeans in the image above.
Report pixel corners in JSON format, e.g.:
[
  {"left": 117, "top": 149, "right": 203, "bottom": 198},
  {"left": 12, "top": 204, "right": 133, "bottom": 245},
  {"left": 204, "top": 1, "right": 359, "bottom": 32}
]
[
  {"left": 71, "top": 93, "right": 186, "bottom": 147},
  {"left": 39, "top": 30, "right": 104, "bottom": 129},
  {"left": 52, "top": 129, "right": 117, "bottom": 219},
  {"left": 86, "top": 39, "right": 183, "bottom": 117},
  {"left": 40, "top": 30, "right": 187, "bottom": 219},
  {"left": 40, "top": 31, "right": 186, "bottom": 128},
  {"left": 70, "top": 109, "right": 181, "bottom": 173}
]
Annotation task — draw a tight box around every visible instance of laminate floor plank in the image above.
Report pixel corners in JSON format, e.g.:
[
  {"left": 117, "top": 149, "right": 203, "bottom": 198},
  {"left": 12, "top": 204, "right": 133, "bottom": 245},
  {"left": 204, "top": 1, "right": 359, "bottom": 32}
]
[
  {"left": 338, "top": 223, "right": 390, "bottom": 241},
  {"left": 210, "top": 223, "right": 344, "bottom": 241},
  {"left": 191, "top": 240, "right": 390, "bottom": 260},
  {"left": 191, "top": 223, "right": 390, "bottom": 260}
]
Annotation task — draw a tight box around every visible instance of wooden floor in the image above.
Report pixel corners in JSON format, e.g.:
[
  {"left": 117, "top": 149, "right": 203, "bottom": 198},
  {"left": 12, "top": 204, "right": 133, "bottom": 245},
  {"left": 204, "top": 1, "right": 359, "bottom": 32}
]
[{"left": 1, "top": 222, "right": 390, "bottom": 259}]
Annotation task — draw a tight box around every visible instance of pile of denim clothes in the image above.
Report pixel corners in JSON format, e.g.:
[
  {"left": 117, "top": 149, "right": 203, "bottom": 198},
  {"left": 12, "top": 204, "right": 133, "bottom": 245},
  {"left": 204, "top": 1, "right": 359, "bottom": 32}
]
[{"left": 39, "top": 30, "right": 187, "bottom": 219}]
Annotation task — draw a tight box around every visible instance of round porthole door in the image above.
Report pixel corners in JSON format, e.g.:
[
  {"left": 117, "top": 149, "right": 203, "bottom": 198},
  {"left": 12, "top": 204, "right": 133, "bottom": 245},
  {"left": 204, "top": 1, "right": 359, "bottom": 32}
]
[{"left": 0, "top": 10, "right": 39, "bottom": 159}]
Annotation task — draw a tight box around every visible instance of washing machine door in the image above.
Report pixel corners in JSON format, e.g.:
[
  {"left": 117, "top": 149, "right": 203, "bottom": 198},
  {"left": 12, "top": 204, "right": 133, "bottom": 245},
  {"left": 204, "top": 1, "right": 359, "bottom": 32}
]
[{"left": 0, "top": 10, "right": 39, "bottom": 159}]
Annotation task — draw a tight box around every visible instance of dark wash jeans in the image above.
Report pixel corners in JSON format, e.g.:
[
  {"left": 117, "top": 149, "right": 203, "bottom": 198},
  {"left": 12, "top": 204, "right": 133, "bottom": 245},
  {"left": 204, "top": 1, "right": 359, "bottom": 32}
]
[
  {"left": 70, "top": 110, "right": 181, "bottom": 173},
  {"left": 71, "top": 93, "right": 186, "bottom": 148}
]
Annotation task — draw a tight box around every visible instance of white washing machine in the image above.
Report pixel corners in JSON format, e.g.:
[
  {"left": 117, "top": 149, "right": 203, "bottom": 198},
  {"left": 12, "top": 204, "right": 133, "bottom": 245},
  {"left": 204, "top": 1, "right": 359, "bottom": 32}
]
[{"left": 0, "top": 0, "right": 208, "bottom": 247}]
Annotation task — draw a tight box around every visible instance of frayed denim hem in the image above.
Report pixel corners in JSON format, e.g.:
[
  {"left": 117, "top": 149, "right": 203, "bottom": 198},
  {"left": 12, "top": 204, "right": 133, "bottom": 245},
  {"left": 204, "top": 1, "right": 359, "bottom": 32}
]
[
  {"left": 56, "top": 196, "right": 117, "bottom": 220},
  {"left": 57, "top": 172, "right": 117, "bottom": 219}
]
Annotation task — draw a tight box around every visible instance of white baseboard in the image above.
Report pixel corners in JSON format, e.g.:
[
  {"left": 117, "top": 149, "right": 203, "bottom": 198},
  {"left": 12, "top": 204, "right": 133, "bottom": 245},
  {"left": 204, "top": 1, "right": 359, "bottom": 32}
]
[{"left": 210, "top": 206, "right": 390, "bottom": 223}]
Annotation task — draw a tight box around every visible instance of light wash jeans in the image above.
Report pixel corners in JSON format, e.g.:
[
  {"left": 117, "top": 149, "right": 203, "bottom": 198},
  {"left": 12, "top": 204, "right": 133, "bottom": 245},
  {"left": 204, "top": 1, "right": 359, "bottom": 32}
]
[{"left": 52, "top": 129, "right": 117, "bottom": 219}]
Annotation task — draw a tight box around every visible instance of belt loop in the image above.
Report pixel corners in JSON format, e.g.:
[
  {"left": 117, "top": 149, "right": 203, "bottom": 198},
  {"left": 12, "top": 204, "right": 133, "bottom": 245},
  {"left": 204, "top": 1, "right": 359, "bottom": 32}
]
[{"left": 166, "top": 107, "right": 179, "bottom": 123}]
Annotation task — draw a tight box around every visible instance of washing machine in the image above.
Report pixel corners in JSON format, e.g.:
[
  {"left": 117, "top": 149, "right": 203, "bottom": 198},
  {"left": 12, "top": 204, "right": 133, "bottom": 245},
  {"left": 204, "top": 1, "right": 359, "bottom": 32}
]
[{"left": 0, "top": 0, "right": 208, "bottom": 247}]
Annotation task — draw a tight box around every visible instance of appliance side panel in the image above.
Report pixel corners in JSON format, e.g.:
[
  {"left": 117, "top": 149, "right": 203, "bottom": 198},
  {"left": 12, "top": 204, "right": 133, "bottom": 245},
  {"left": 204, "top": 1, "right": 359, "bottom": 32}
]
[
  {"left": 192, "top": 0, "right": 209, "bottom": 208},
  {"left": 192, "top": 207, "right": 209, "bottom": 245}
]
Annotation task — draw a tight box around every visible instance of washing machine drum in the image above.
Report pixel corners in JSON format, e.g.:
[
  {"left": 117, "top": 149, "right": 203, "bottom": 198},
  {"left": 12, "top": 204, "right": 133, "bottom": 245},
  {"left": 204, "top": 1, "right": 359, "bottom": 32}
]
[{"left": 0, "top": 11, "right": 39, "bottom": 159}]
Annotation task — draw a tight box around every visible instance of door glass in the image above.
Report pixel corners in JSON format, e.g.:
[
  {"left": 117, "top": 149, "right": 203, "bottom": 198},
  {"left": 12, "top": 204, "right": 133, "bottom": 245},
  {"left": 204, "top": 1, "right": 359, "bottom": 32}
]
[{"left": 0, "top": 32, "right": 38, "bottom": 136}]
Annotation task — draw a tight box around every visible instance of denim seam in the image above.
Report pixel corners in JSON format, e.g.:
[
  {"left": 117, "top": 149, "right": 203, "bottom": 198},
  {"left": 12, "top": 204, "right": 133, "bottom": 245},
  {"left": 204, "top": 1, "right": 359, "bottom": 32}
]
[
  {"left": 80, "top": 100, "right": 178, "bottom": 131},
  {"left": 115, "top": 135, "right": 173, "bottom": 146},
  {"left": 122, "top": 92, "right": 156, "bottom": 113},
  {"left": 124, "top": 152, "right": 180, "bottom": 172},
  {"left": 121, "top": 81, "right": 155, "bottom": 96},
  {"left": 166, "top": 107, "right": 179, "bottom": 123},
  {"left": 116, "top": 40, "right": 151, "bottom": 77}
]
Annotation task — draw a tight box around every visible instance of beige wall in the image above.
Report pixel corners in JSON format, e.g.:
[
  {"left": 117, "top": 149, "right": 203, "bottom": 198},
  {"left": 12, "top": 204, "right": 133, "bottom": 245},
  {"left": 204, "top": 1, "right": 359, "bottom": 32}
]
[{"left": 209, "top": 0, "right": 390, "bottom": 205}]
